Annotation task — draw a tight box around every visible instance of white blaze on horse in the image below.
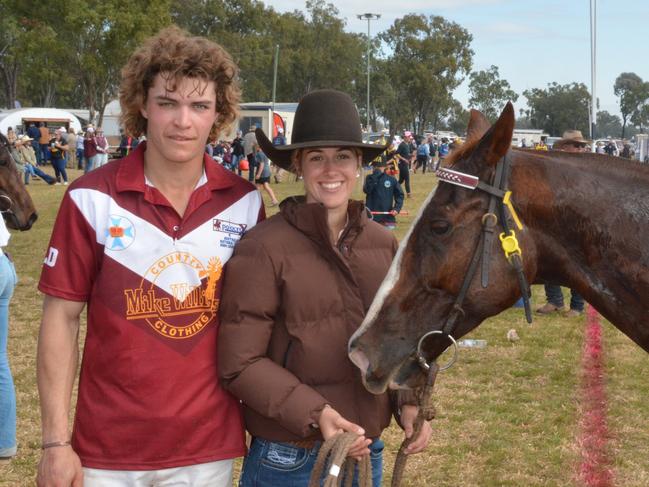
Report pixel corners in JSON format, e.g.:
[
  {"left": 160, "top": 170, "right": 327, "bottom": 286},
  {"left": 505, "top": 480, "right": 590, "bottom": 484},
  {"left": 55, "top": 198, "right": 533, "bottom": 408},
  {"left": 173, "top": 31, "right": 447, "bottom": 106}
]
[
  {"left": 349, "top": 103, "right": 649, "bottom": 392},
  {"left": 0, "top": 133, "right": 38, "bottom": 230}
]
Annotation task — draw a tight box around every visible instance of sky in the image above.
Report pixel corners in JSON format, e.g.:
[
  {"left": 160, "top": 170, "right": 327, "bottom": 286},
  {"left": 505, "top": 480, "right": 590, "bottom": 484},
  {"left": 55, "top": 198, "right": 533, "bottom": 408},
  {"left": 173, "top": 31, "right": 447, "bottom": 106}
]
[{"left": 263, "top": 0, "right": 649, "bottom": 118}]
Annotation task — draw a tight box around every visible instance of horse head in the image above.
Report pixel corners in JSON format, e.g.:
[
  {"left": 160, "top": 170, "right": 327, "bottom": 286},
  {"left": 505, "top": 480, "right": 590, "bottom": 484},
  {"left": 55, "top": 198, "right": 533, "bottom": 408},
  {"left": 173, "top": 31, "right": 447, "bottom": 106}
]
[
  {"left": 349, "top": 103, "right": 537, "bottom": 392},
  {"left": 0, "top": 133, "right": 38, "bottom": 230}
]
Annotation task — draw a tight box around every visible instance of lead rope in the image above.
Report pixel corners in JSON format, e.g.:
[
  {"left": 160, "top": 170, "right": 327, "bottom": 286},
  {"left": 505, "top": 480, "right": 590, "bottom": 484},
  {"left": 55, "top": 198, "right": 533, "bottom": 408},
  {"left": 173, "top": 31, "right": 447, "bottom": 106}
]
[
  {"left": 309, "top": 432, "right": 372, "bottom": 487},
  {"left": 391, "top": 363, "right": 438, "bottom": 487}
]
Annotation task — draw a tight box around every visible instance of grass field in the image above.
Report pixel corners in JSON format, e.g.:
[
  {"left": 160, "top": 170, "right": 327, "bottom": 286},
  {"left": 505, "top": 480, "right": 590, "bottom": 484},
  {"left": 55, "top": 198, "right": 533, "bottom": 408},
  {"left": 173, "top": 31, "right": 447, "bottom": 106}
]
[{"left": 1, "top": 166, "right": 648, "bottom": 486}]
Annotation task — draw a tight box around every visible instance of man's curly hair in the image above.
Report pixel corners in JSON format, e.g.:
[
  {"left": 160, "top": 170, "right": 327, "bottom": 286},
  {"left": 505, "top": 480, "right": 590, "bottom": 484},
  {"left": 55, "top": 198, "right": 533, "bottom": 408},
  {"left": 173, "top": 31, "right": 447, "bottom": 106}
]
[{"left": 119, "top": 26, "right": 240, "bottom": 138}]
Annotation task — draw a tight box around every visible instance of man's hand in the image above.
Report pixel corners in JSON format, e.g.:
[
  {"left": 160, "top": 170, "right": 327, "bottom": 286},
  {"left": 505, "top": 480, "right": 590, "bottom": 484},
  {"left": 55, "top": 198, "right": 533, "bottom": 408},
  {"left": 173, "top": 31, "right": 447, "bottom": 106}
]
[
  {"left": 389, "top": 210, "right": 398, "bottom": 216},
  {"left": 37, "top": 447, "right": 83, "bottom": 487},
  {"left": 317, "top": 405, "right": 371, "bottom": 459},
  {"left": 400, "top": 404, "right": 433, "bottom": 454}
]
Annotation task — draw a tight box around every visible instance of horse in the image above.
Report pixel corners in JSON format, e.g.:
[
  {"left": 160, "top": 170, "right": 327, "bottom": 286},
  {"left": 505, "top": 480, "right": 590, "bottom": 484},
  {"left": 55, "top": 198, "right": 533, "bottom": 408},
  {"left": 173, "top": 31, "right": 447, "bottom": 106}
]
[
  {"left": 348, "top": 103, "right": 649, "bottom": 393},
  {"left": 0, "top": 133, "right": 38, "bottom": 230}
]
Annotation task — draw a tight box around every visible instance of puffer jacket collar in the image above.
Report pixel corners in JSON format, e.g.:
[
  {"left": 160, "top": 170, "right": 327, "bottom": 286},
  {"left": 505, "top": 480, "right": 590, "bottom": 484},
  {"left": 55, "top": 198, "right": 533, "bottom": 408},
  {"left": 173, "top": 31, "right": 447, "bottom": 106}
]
[{"left": 279, "top": 196, "right": 368, "bottom": 247}]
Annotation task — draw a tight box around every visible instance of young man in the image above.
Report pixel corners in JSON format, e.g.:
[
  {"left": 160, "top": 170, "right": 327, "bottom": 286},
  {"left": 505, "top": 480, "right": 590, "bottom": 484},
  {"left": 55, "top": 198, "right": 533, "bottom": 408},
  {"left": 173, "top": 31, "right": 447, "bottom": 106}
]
[{"left": 36, "top": 26, "right": 264, "bottom": 487}]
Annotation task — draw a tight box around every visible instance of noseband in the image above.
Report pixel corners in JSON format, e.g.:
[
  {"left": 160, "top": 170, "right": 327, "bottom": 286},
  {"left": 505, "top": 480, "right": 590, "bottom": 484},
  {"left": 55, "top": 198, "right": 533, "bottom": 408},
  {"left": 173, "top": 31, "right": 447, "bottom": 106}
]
[{"left": 413, "top": 153, "right": 533, "bottom": 371}]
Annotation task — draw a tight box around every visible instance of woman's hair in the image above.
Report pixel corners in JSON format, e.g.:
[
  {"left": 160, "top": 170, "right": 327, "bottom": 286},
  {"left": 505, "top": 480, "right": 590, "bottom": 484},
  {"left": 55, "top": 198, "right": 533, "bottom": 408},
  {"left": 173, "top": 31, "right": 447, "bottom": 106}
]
[
  {"left": 290, "top": 147, "right": 363, "bottom": 174},
  {"left": 119, "top": 25, "right": 241, "bottom": 138}
]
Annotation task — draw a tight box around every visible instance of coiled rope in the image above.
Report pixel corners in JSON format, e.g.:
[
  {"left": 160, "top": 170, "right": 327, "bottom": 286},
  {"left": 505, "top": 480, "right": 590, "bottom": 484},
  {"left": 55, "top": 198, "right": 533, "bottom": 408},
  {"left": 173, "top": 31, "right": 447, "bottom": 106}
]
[{"left": 309, "top": 364, "right": 438, "bottom": 487}]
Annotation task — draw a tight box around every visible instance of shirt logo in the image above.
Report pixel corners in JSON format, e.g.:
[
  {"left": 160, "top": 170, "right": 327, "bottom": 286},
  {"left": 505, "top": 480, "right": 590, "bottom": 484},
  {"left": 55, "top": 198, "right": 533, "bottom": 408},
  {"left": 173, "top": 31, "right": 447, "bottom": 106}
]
[
  {"left": 123, "top": 252, "right": 222, "bottom": 340},
  {"left": 105, "top": 215, "right": 135, "bottom": 251},
  {"left": 213, "top": 219, "right": 247, "bottom": 249},
  {"left": 384, "top": 180, "right": 392, "bottom": 188}
]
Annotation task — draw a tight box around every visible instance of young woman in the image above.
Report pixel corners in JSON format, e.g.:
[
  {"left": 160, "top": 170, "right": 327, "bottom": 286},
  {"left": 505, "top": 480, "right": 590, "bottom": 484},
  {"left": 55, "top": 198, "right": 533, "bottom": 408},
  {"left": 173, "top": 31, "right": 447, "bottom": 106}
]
[{"left": 218, "top": 89, "right": 432, "bottom": 487}]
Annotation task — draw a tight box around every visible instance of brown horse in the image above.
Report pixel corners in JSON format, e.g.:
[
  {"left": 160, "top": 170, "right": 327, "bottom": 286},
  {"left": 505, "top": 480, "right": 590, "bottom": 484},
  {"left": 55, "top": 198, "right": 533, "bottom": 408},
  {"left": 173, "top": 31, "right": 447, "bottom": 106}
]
[
  {"left": 349, "top": 103, "right": 649, "bottom": 393},
  {"left": 0, "top": 133, "right": 38, "bottom": 230}
]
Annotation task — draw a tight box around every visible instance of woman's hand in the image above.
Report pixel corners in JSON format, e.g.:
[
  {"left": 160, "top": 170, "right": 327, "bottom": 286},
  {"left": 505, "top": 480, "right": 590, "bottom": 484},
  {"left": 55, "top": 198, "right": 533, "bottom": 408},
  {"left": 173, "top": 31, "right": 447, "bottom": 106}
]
[
  {"left": 400, "top": 404, "right": 433, "bottom": 454},
  {"left": 317, "top": 405, "right": 371, "bottom": 459}
]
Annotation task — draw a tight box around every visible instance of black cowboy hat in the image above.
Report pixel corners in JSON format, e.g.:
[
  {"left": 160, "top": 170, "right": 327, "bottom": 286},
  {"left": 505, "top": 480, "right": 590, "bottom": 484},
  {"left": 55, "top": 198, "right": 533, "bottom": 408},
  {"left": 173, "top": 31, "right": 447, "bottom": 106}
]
[{"left": 255, "top": 89, "right": 389, "bottom": 172}]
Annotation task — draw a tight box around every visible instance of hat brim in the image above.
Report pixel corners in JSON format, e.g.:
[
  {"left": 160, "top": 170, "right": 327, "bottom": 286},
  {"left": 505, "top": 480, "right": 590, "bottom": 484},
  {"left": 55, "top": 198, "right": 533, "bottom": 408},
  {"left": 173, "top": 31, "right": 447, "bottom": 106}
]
[{"left": 256, "top": 128, "right": 388, "bottom": 172}]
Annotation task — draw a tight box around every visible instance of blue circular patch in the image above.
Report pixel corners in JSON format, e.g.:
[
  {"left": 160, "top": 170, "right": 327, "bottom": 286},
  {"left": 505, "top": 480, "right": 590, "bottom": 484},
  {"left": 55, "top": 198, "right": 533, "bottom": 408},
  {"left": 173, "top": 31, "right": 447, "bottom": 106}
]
[{"left": 384, "top": 180, "right": 392, "bottom": 188}]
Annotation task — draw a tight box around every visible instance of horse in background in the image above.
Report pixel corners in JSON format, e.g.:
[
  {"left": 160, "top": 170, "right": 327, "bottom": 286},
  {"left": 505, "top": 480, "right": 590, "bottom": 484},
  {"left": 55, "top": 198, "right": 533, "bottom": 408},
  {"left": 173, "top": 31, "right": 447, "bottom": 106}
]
[
  {"left": 0, "top": 133, "right": 38, "bottom": 230},
  {"left": 349, "top": 103, "right": 649, "bottom": 392}
]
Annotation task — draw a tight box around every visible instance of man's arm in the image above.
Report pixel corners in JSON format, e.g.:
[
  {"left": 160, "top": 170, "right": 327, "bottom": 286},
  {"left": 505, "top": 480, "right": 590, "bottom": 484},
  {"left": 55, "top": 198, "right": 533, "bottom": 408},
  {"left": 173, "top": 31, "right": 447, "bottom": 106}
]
[{"left": 37, "top": 295, "right": 85, "bottom": 487}]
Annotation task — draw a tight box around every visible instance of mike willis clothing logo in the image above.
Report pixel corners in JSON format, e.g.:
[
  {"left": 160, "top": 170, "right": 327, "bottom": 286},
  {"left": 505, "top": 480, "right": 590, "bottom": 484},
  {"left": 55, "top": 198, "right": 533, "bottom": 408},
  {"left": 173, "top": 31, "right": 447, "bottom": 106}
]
[{"left": 124, "top": 251, "right": 222, "bottom": 339}]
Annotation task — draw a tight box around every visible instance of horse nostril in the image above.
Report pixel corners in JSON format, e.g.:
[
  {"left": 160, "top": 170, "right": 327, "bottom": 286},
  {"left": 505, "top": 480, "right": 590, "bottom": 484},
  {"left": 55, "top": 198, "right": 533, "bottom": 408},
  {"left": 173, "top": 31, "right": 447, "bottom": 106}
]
[{"left": 349, "top": 348, "right": 370, "bottom": 375}]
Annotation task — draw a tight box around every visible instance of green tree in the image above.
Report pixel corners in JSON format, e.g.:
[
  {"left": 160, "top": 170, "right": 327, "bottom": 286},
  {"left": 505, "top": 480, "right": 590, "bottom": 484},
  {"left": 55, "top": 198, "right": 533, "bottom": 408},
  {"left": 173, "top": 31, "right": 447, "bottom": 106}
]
[
  {"left": 378, "top": 14, "right": 473, "bottom": 133},
  {"left": 614, "top": 72, "right": 649, "bottom": 138},
  {"left": 468, "top": 65, "right": 518, "bottom": 121},
  {"left": 523, "top": 82, "right": 590, "bottom": 136},
  {"left": 595, "top": 110, "right": 622, "bottom": 138},
  {"left": 60, "top": 0, "right": 172, "bottom": 126},
  {"left": 444, "top": 99, "right": 470, "bottom": 136}
]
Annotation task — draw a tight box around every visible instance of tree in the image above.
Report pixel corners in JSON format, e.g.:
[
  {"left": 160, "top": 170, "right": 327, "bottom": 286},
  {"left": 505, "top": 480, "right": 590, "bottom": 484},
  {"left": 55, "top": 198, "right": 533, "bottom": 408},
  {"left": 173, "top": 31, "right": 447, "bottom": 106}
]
[
  {"left": 523, "top": 82, "right": 590, "bottom": 136},
  {"left": 444, "top": 99, "right": 470, "bottom": 136},
  {"left": 614, "top": 72, "right": 649, "bottom": 138},
  {"left": 595, "top": 111, "right": 622, "bottom": 138},
  {"left": 378, "top": 14, "right": 473, "bottom": 133},
  {"left": 468, "top": 65, "right": 518, "bottom": 121}
]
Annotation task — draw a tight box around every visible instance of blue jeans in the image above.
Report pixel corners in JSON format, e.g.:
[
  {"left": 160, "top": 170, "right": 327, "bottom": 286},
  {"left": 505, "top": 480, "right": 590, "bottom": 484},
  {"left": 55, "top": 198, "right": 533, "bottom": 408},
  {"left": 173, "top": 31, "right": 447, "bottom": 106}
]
[
  {"left": 51, "top": 157, "right": 68, "bottom": 183},
  {"left": 76, "top": 148, "right": 84, "bottom": 169},
  {"left": 239, "top": 437, "right": 383, "bottom": 487},
  {"left": 0, "top": 254, "right": 17, "bottom": 457},
  {"left": 32, "top": 141, "right": 43, "bottom": 165},
  {"left": 85, "top": 155, "right": 97, "bottom": 173},
  {"left": 24, "top": 164, "right": 56, "bottom": 185},
  {"left": 545, "top": 284, "right": 584, "bottom": 312}
]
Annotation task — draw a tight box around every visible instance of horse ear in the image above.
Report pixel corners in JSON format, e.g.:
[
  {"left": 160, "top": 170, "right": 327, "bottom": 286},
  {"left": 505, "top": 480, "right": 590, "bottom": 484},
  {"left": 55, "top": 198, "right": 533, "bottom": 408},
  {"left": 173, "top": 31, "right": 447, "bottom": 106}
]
[
  {"left": 471, "top": 102, "right": 515, "bottom": 167},
  {"left": 466, "top": 109, "right": 491, "bottom": 142}
]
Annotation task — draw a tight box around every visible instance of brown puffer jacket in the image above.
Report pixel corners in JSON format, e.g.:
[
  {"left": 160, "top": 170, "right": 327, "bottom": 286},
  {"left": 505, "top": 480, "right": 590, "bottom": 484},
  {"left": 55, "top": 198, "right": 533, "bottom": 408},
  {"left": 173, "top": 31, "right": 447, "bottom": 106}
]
[{"left": 218, "top": 197, "right": 409, "bottom": 442}]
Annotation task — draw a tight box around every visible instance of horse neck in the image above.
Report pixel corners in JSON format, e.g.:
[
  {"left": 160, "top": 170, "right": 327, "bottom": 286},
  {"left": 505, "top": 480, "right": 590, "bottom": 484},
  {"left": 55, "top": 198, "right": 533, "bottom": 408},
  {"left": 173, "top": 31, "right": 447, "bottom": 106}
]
[{"left": 510, "top": 151, "right": 649, "bottom": 350}]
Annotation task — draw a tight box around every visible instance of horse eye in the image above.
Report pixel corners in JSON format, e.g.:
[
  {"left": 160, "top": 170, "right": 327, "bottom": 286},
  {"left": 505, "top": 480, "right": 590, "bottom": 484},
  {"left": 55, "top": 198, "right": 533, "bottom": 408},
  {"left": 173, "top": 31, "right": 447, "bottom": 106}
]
[{"left": 431, "top": 220, "right": 451, "bottom": 235}]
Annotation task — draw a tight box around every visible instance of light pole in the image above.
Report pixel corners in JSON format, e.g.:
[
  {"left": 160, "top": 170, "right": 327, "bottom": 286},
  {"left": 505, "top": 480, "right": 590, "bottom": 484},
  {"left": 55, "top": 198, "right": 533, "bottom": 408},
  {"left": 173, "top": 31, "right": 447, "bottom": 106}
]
[
  {"left": 590, "top": 0, "right": 597, "bottom": 143},
  {"left": 357, "top": 13, "right": 380, "bottom": 135}
]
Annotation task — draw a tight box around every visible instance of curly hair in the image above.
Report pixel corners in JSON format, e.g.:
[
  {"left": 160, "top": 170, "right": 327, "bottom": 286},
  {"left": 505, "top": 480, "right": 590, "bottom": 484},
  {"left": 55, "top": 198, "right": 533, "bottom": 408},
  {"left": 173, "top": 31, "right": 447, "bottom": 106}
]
[{"left": 119, "top": 25, "right": 240, "bottom": 138}]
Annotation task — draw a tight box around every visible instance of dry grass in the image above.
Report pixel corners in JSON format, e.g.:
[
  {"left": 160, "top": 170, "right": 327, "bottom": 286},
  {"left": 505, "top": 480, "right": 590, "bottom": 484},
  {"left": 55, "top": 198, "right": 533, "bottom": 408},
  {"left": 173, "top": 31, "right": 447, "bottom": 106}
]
[{"left": 1, "top": 166, "right": 648, "bottom": 486}]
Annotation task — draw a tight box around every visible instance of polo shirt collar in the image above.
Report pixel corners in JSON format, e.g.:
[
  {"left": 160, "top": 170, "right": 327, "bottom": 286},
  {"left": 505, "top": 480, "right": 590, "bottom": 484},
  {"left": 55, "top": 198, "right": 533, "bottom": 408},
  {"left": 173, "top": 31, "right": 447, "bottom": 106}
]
[{"left": 116, "top": 141, "right": 236, "bottom": 194}]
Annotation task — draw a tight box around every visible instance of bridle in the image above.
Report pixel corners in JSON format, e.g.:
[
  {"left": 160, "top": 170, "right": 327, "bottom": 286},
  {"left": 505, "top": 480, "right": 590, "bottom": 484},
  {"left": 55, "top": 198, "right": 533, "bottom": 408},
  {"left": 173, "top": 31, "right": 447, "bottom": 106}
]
[{"left": 413, "top": 152, "right": 533, "bottom": 372}]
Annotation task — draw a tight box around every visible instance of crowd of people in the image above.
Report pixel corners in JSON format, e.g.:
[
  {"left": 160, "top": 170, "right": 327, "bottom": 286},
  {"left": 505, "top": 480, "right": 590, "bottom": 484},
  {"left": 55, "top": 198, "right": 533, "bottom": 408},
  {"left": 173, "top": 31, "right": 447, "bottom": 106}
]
[{"left": 0, "top": 123, "right": 127, "bottom": 186}]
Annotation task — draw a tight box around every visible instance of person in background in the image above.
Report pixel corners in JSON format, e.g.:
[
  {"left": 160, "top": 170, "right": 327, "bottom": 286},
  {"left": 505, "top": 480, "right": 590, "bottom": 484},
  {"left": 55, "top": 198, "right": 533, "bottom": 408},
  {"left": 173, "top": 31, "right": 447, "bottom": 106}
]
[
  {"left": 413, "top": 135, "right": 431, "bottom": 174},
  {"left": 94, "top": 128, "right": 109, "bottom": 168},
  {"left": 83, "top": 127, "right": 97, "bottom": 173},
  {"left": 364, "top": 157, "right": 404, "bottom": 229},
  {"left": 49, "top": 128, "right": 69, "bottom": 185},
  {"left": 0, "top": 212, "right": 17, "bottom": 463},
  {"left": 5, "top": 127, "right": 16, "bottom": 146},
  {"left": 536, "top": 130, "right": 588, "bottom": 318},
  {"left": 534, "top": 135, "right": 548, "bottom": 151},
  {"left": 118, "top": 129, "right": 133, "bottom": 159},
  {"left": 75, "top": 131, "right": 85, "bottom": 169},
  {"left": 253, "top": 144, "right": 279, "bottom": 207},
  {"left": 39, "top": 122, "right": 51, "bottom": 165},
  {"left": 27, "top": 123, "right": 43, "bottom": 165},
  {"left": 14, "top": 136, "right": 57, "bottom": 185},
  {"left": 66, "top": 130, "right": 77, "bottom": 169},
  {"left": 243, "top": 125, "right": 258, "bottom": 182},
  {"left": 396, "top": 131, "right": 413, "bottom": 197},
  {"left": 231, "top": 131, "right": 245, "bottom": 176},
  {"left": 219, "top": 89, "right": 431, "bottom": 487},
  {"left": 270, "top": 126, "right": 286, "bottom": 183}
]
